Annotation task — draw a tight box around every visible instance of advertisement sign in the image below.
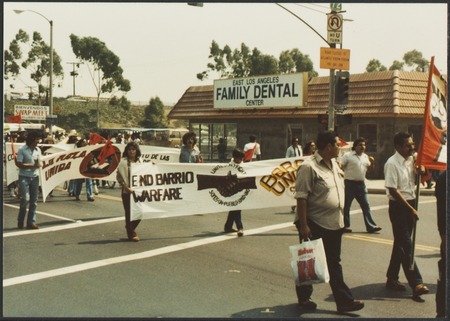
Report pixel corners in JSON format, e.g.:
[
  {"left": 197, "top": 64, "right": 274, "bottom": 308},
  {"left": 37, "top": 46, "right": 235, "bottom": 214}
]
[
  {"left": 14, "top": 105, "right": 49, "bottom": 121},
  {"left": 213, "top": 73, "right": 307, "bottom": 109}
]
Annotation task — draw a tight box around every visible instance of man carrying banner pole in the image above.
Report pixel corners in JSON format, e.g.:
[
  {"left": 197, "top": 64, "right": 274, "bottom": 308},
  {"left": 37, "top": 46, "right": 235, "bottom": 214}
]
[{"left": 384, "top": 132, "right": 429, "bottom": 301}]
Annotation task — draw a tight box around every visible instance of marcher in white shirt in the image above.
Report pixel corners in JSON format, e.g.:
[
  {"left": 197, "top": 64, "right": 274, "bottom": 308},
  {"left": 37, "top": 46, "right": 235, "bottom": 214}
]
[
  {"left": 383, "top": 132, "right": 429, "bottom": 300},
  {"left": 286, "top": 137, "right": 303, "bottom": 158},
  {"left": 340, "top": 137, "right": 381, "bottom": 233}
]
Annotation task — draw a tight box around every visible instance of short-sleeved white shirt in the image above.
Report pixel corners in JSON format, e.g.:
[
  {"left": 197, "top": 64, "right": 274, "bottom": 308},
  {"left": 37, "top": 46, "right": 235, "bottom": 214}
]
[
  {"left": 340, "top": 151, "right": 371, "bottom": 181},
  {"left": 384, "top": 151, "right": 416, "bottom": 201}
]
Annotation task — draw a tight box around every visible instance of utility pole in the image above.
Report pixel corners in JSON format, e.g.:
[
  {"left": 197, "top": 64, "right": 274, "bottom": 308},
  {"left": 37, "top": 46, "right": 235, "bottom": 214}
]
[{"left": 67, "top": 62, "right": 83, "bottom": 96}]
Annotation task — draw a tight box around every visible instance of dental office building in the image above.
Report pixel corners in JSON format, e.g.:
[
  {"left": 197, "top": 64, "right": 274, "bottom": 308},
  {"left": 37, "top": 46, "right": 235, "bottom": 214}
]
[{"left": 168, "top": 71, "right": 431, "bottom": 178}]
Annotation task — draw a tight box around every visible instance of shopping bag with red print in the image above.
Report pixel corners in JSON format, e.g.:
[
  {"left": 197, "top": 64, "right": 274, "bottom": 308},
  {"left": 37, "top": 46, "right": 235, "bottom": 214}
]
[{"left": 289, "top": 238, "right": 330, "bottom": 285}]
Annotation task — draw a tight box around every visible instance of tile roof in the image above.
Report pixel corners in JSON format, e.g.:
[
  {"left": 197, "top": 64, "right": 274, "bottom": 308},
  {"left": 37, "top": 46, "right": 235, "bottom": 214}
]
[{"left": 168, "top": 71, "right": 431, "bottom": 120}]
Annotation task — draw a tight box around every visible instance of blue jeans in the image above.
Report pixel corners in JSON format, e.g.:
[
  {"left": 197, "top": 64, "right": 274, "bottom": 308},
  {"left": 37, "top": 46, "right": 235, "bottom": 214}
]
[
  {"left": 74, "top": 178, "right": 94, "bottom": 198},
  {"left": 343, "top": 180, "right": 378, "bottom": 231},
  {"left": 18, "top": 175, "right": 39, "bottom": 226},
  {"left": 295, "top": 220, "right": 354, "bottom": 307}
]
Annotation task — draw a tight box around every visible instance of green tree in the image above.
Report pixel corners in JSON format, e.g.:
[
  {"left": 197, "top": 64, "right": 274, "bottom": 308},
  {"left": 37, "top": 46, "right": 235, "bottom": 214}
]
[
  {"left": 279, "top": 48, "right": 318, "bottom": 78},
  {"left": 140, "top": 97, "right": 167, "bottom": 128},
  {"left": 389, "top": 60, "right": 404, "bottom": 71},
  {"left": 70, "top": 34, "right": 131, "bottom": 130},
  {"left": 197, "top": 41, "right": 316, "bottom": 80},
  {"left": 403, "top": 49, "right": 429, "bottom": 72},
  {"left": 366, "top": 59, "right": 387, "bottom": 72},
  {"left": 109, "top": 96, "right": 131, "bottom": 111},
  {"left": 4, "top": 29, "right": 63, "bottom": 104}
]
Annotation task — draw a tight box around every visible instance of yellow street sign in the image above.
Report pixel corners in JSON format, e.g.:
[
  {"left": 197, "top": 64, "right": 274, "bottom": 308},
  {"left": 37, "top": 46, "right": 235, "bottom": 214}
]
[{"left": 320, "top": 47, "right": 350, "bottom": 70}]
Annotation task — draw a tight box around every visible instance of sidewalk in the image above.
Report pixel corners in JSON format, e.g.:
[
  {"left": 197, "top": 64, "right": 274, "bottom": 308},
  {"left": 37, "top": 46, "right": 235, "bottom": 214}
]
[{"left": 366, "top": 180, "right": 436, "bottom": 196}]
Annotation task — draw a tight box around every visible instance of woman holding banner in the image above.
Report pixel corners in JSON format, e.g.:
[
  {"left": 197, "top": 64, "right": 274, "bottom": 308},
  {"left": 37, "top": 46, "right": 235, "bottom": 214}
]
[{"left": 117, "top": 142, "right": 142, "bottom": 242}]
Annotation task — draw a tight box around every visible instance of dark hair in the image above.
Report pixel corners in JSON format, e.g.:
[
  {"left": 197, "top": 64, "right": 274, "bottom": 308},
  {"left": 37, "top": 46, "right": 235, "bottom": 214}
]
[
  {"left": 25, "top": 131, "right": 40, "bottom": 145},
  {"left": 292, "top": 137, "right": 300, "bottom": 145},
  {"left": 352, "top": 137, "right": 366, "bottom": 151},
  {"left": 123, "top": 142, "right": 141, "bottom": 159},
  {"left": 249, "top": 135, "right": 256, "bottom": 143},
  {"left": 394, "top": 132, "right": 412, "bottom": 147},
  {"left": 76, "top": 138, "right": 87, "bottom": 148},
  {"left": 303, "top": 141, "right": 316, "bottom": 155},
  {"left": 182, "top": 132, "right": 197, "bottom": 145},
  {"left": 316, "top": 130, "right": 338, "bottom": 150},
  {"left": 232, "top": 148, "right": 245, "bottom": 159}
]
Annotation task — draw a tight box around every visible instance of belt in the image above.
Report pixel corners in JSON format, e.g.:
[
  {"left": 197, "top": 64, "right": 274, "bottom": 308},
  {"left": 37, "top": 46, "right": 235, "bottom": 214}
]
[{"left": 345, "top": 179, "right": 364, "bottom": 183}]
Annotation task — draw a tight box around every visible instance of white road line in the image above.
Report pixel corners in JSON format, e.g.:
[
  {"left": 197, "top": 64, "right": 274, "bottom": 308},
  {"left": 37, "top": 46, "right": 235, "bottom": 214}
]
[
  {"left": 3, "top": 216, "right": 123, "bottom": 237},
  {"left": 3, "top": 199, "right": 437, "bottom": 287},
  {"left": 3, "top": 203, "right": 78, "bottom": 222},
  {"left": 3, "top": 222, "right": 292, "bottom": 287}
]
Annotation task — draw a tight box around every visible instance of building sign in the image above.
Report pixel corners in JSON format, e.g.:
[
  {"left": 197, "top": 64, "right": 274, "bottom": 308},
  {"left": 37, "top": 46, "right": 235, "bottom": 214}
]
[
  {"left": 14, "top": 105, "right": 49, "bottom": 121},
  {"left": 320, "top": 47, "right": 350, "bottom": 70},
  {"left": 213, "top": 73, "right": 307, "bottom": 109}
]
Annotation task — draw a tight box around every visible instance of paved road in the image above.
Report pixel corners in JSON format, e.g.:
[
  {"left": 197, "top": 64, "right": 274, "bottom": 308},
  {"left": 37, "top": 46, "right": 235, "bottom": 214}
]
[{"left": 3, "top": 183, "right": 441, "bottom": 318}]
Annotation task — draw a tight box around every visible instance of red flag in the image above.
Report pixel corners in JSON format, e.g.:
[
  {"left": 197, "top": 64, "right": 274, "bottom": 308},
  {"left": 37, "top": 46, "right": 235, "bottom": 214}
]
[
  {"left": 416, "top": 56, "right": 447, "bottom": 171},
  {"left": 7, "top": 114, "right": 22, "bottom": 124},
  {"left": 89, "top": 132, "right": 106, "bottom": 145},
  {"left": 97, "top": 137, "right": 116, "bottom": 165},
  {"left": 339, "top": 137, "right": 348, "bottom": 147}
]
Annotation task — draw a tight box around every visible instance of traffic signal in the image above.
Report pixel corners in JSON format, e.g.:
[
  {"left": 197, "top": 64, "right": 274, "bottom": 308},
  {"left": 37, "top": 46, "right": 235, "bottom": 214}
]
[{"left": 334, "top": 71, "right": 349, "bottom": 105}]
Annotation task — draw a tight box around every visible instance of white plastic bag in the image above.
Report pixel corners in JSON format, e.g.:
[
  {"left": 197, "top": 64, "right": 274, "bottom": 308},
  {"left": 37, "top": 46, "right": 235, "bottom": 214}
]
[{"left": 289, "top": 238, "right": 330, "bottom": 286}]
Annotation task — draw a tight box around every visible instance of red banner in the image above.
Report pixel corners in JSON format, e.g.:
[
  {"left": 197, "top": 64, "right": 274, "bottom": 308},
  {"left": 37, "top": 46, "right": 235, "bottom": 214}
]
[
  {"left": 7, "top": 114, "right": 22, "bottom": 124},
  {"left": 416, "top": 57, "right": 447, "bottom": 171}
]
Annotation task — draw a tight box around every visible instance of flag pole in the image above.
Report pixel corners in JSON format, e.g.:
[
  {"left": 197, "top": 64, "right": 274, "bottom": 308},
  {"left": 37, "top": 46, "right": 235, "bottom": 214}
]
[
  {"left": 409, "top": 171, "right": 421, "bottom": 270},
  {"left": 410, "top": 56, "right": 435, "bottom": 271}
]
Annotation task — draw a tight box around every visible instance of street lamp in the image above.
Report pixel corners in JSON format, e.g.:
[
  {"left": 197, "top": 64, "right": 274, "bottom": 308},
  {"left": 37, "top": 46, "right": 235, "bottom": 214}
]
[{"left": 14, "top": 9, "right": 54, "bottom": 137}]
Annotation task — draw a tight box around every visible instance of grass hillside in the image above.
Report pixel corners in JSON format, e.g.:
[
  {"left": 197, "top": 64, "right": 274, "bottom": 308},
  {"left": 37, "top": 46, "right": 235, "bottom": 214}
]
[{"left": 4, "top": 97, "right": 186, "bottom": 136}]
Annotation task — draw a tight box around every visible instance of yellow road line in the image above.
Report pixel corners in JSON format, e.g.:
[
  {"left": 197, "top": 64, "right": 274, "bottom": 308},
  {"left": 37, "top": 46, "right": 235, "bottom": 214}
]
[{"left": 345, "top": 234, "right": 439, "bottom": 252}]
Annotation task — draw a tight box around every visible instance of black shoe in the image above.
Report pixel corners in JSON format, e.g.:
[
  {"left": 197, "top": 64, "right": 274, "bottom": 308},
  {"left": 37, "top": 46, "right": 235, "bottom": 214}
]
[
  {"left": 343, "top": 227, "right": 352, "bottom": 233},
  {"left": 368, "top": 227, "right": 382, "bottom": 233},
  {"left": 17, "top": 222, "right": 24, "bottom": 229},
  {"left": 386, "top": 279, "right": 406, "bottom": 291},
  {"left": 299, "top": 299, "right": 317, "bottom": 310},
  {"left": 87, "top": 197, "right": 95, "bottom": 202},
  {"left": 337, "top": 300, "right": 364, "bottom": 313},
  {"left": 224, "top": 227, "right": 237, "bottom": 233}
]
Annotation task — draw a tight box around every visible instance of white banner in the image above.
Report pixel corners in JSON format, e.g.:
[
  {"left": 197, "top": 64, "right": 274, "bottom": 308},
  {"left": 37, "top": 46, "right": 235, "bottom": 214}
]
[
  {"left": 4, "top": 143, "right": 180, "bottom": 200},
  {"left": 130, "top": 157, "right": 306, "bottom": 220},
  {"left": 213, "top": 73, "right": 307, "bottom": 109}
]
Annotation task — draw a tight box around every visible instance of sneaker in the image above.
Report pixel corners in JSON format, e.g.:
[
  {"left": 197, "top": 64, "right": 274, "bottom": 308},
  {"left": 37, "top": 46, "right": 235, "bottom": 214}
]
[
  {"left": 337, "top": 300, "right": 364, "bottom": 313},
  {"left": 298, "top": 299, "right": 317, "bottom": 310},
  {"left": 93, "top": 185, "right": 99, "bottom": 195},
  {"left": 237, "top": 229, "right": 244, "bottom": 237},
  {"left": 386, "top": 279, "right": 406, "bottom": 291}
]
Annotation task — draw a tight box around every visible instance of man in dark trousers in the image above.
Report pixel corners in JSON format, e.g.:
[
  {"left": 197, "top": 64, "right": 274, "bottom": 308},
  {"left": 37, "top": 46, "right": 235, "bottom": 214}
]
[
  {"left": 384, "top": 132, "right": 429, "bottom": 301},
  {"left": 294, "top": 130, "right": 364, "bottom": 313}
]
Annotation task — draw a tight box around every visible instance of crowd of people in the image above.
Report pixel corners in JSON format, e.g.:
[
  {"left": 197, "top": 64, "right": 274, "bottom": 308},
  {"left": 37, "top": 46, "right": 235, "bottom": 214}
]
[{"left": 4, "top": 128, "right": 446, "bottom": 317}]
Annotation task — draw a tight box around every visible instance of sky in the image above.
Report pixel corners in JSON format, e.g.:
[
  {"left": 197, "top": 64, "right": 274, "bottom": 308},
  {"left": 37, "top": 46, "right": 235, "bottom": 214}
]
[{"left": 3, "top": 2, "right": 448, "bottom": 106}]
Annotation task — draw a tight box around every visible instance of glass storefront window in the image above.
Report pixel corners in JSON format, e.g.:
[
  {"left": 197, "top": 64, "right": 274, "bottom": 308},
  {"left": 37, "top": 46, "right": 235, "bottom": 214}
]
[{"left": 190, "top": 123, "right": 237, "bottom": 162}]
